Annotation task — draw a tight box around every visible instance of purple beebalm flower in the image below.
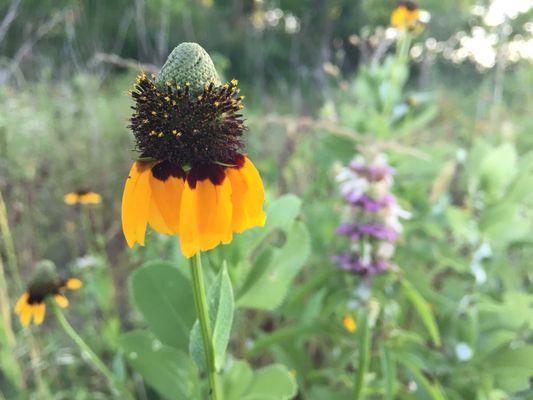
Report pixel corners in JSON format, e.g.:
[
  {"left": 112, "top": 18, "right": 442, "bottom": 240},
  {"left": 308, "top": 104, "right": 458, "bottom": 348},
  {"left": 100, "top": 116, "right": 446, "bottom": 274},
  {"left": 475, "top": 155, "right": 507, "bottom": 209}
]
[
  {"left": 333, "top": 151, "right": 408, "bottom": 278},
  {"left": 335, "top": 222, "right": 398, "bottom": 242},
  {"left": 359, "top": 223, "right": 398, "bottom": 242},
  {"left": 349, "top": 194, "right": 396, "bottom": 212},
  {"left": 332, "top": 253, "right": 392, "bottom": 276}
]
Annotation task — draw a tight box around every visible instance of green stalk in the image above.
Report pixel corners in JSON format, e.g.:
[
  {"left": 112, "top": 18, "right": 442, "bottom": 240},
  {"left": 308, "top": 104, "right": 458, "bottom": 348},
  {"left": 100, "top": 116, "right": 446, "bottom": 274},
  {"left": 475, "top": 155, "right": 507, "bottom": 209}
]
[
  {"left": 352, "top": 311, "right": 372, "bottom": 400},
  {"left": 0, "top": 190, "right": 22, "bottom": 289},
  {"left": 382, "top": 30, "right": 412, "bottom": 120},
  {"left": 0, "top": 255, "right": 24, "bottom": 390},
  {"left": 52, "top": 304, "right": 134, "bottom": 400},
  {"left": 190, "top": 253, "right": 221, "bottom": 400}
]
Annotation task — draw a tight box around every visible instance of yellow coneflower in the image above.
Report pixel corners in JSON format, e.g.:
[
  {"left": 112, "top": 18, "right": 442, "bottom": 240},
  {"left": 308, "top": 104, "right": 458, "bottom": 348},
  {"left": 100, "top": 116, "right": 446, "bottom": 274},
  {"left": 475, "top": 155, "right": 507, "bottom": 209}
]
[
  {"left": 64, "top": 190, "right": 102, "bottom": 205},
  {"left": 390, "top": 1, "right": 421, "bottom": 30},
  {"left": 122, "top": 43, "right": 266, "bottom": 258},
  {"left": 343, "top": 314, "right": 357, "bottom": 333},
  {"left": 15, "top": 262, "right": 82, "bottom": 327}
]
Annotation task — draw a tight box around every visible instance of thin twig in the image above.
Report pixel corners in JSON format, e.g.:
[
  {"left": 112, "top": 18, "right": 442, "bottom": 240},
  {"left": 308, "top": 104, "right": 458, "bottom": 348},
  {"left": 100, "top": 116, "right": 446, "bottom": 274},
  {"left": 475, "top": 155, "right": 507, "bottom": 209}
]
[
  {"left": 0, "top": 0, "right": 21, "bottom": 44},
  {"left": 253, "top": 114, "right": 431, "bottom": 160},
  {"left": 91, "top": 52, "right": 159, "bottom": 74}
]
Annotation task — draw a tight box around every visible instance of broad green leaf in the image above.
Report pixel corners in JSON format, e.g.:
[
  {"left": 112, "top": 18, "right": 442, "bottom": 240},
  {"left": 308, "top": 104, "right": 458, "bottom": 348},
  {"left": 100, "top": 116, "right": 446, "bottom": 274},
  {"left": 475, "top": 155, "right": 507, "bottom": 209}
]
[
  {"left": 479, "top": 143, "right": 517, "bottom": 199},
  {"left": 245, "top": 194, "right": 302, "bottom": 249},
  {"left": 130, "top": 260, "right": 195, "bottom": 351},
  {"left": 120, "top": 330, "right": 199, "bottom": 400},
  {"left": 190, "top": 264, "right": 234, "bottom": 371},
  {"left": 487, "top": 345, "right": 533, "bottom": 392},
  {"left": 401, "top": 279, "right": 441, "bottom": 347},
  {"left": 224, "top": 360, "right": 254, "bottom": 400},
  {"left": 243, "top": 364, "right": 297, "bottom": 400},
  {"left": 237, "top": 222, "right": 310, "bottom": 310}
]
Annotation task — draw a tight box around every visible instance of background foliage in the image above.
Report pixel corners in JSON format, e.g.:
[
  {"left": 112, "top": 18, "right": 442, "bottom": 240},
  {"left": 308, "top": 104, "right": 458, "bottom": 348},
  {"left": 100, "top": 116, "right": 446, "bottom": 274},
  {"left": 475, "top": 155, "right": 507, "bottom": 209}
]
[{"left": 0, "top": 0, "right": 531, "bottom": 399}]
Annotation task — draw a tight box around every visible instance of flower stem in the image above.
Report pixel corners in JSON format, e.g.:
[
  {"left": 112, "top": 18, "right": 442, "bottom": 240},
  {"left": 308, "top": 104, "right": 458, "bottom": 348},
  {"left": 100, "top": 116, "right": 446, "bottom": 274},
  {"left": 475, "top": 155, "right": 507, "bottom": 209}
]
[
  {"left": 52, "top": 304, "right": 134, "bottom": 400},
  {"left": 190, "top": 252, "right": 221, "bottom": 400},
  {"left": 352, "top": 311, "right": 371, "bottom": 400},
  {"left": 0, "top": 189, "right": 22, "bottom": 290}
]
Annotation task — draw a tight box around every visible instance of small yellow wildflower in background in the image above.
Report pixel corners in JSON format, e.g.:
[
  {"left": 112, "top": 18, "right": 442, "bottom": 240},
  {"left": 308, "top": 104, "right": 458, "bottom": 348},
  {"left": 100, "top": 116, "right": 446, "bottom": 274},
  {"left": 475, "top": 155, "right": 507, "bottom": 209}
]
[
  {"left": 343, "top": 314, "right": 357, "bottom": 333},
  {"left": 391, "top": 1, "right": 421, "bottom": 30},
  {"left": 14, "top": 261, "right": 82, "bottom": 327},
  {"left": 64, "top": 190, "right": 102, "bottom": 205}
]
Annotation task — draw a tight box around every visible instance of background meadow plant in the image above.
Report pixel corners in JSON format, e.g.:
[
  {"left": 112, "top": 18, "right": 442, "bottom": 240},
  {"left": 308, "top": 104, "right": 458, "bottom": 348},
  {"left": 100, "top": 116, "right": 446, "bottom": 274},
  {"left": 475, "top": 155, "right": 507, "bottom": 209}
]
[{"left": 0, "top": 0, "right": 532, "bottom": 399}]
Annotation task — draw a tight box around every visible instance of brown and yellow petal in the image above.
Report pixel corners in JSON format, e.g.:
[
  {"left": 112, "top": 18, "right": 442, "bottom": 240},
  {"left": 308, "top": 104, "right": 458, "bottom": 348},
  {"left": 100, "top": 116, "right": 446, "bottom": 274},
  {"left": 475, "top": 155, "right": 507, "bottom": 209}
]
[
  {"left": 15, "top": 292, "right": 29, "bottom": 314},
  {"left": 63, "top": 192, "right": 80, "bottom": 205},
  {"left": 227, "top": 157, "right": 266, "bottom": 233},
  {"left": 178, "top": 176, "right": 233, "bottom": 258},
  {"left": 149, "top": 175, "right": 184, "bottom": 234},
  {"left": 33, "top": 303, "right": 46, "bottom": 325},
  {"left": 54, "top": 294, "right": 69, "bottom": 308},
  {"left": 79, "top": 192, "right": 102, "bottom": 205},
  {"left": 65, "top": 278, "right": 83, "bottom": 290},
  {"left": 19, "top": 305, "right": 34, "bottom": 327},
  {"left": 122, "top": 161, "right": 155, "bottom": 247}
]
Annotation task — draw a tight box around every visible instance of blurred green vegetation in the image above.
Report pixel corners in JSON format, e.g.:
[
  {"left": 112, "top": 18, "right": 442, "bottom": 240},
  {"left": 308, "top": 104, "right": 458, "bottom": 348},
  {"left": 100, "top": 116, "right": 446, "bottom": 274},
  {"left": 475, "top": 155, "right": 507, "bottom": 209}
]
[{"left": 0, "top": 0, "right": 532, "bottom": 399}]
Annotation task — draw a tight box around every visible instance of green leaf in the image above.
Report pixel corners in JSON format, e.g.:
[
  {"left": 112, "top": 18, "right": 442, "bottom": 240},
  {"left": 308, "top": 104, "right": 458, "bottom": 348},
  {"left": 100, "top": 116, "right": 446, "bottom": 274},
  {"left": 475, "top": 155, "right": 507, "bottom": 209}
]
[
  {"left": 190, "top": 263, "right": 234, "bottom": 371},
  {"left": 401, "top": 279, "right": 441, "bottom": 347},
  {"left": 120, "top": 330, "right": 199, "bottom": 400},
  {"left": 130, "top": 260, "right": 195, "bottom": 351},
  {"left": 380, "top": 346, "right": 395, "bottom": 400},
  {"left": 236, "top": 222, "right": 310, "bottom": 310},
  {"left": 400, "top": 357, "right": 447, "bottom": 400},
  {"left": 479, "top": 143, "right": 517, "bottom": 199},
  {"left": 244, "top": 194, "right": 302, "bottom": 251},
  {"left": 487, "top": 345, "right": 533, "bottom": 392},
  {"left": 224, "top": 361, "right": 254, "bottom": 400},
  {"left": 243, "top": 364, "right": 297, "bottom": 400}
]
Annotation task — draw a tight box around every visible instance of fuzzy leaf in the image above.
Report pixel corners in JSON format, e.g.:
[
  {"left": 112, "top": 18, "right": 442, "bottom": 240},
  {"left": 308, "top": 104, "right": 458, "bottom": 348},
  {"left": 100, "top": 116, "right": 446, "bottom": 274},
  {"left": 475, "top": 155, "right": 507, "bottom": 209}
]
[
  {"left": 130, "top": 261, "right": 195, "bottom": 351},
  {"left": 120, "top": 330, "right": 198, "bottom": 400},
  {"left": 236, "top": 222, "right": 310, "bottom": 310},
  {"left": 190, "top": 263, "right": 234, "bottom": 371}
]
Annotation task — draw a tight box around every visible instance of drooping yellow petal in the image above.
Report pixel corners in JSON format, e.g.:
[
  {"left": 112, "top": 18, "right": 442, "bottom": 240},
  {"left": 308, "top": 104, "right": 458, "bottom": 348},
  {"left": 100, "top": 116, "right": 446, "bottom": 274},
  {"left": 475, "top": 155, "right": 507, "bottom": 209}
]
[
  {"left": 148, "top": 196, "right": 172, "bottom": 234},
  {"left": 227, "top": 157, "right": 266, "bottom": 233},
  {"left": 79, "top": 192, "right": 102, "bottom": 205},
  {"left": 66, "top": 278, "right": 83, "bottom": 290},
  {"left": 198, "top": 177, "right": 233, "bottom": 249},
  {"left": 33, "top": 304, "right": 46, "bottom": 325},
  {"left": 149, "top": 176, "right": 184, "bottom": 233},
  {"left": 63, "top": 192, "right": 79, "bottom": 205},
  {"left": 179, "top": 181, "right": 202, "bottom": 258},
  {"left": 178, "top": 177, "right": 233, "bottom": 257},
  {"left": 20, "top": 306, "right": 34, "bottom": 327},
  {"left": 15, "top": 292, "right": 29, "bottom": 314},
  {"left": 54, "top": 294, "right": 69, "bottom": 308},
  {"left": 121, "top": 161, "right": 155, "bottom": 247}
]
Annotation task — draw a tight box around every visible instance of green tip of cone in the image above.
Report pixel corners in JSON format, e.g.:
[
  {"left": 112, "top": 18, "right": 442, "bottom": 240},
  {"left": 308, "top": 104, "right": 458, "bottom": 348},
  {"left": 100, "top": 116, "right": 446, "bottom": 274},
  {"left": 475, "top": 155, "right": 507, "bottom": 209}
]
[{"left": 157, "top": 42, "right": 221, "bottom": 94}]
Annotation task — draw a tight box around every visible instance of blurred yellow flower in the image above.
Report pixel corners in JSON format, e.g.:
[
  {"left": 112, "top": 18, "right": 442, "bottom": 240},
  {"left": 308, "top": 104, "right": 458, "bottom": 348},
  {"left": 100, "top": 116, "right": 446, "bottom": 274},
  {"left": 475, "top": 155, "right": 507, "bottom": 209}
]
[
  {"left": 343, "top": 314, "right": 357, "bottom": 333},
  {"left": 391, "top": 1, "right": 421, "bottom": 30},
  {"left": 15, "top": 278, "right": 82, "bottom": 327},
  {"left": 64, "top": 190, "right": 102, "bottom": 205}
]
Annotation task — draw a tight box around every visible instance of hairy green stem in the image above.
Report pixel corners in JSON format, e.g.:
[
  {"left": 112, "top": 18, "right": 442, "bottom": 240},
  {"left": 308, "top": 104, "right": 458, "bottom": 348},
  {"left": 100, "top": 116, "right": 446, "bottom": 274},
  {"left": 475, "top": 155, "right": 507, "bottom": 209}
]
[
  {"left": 0, "top": 255, "right": 24, "bottom": 390},
  {"left": 0, "top": 190, "right": 22, "bottom": 289},
  {"left": 52, "top": 305, "right": 134, "bottom": 400},
  {"left": 352, "top": 312, "right": 371, "bottom": 400},
  {"left": 190, "top": 253, "right": 221, "bottom": 400}
]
